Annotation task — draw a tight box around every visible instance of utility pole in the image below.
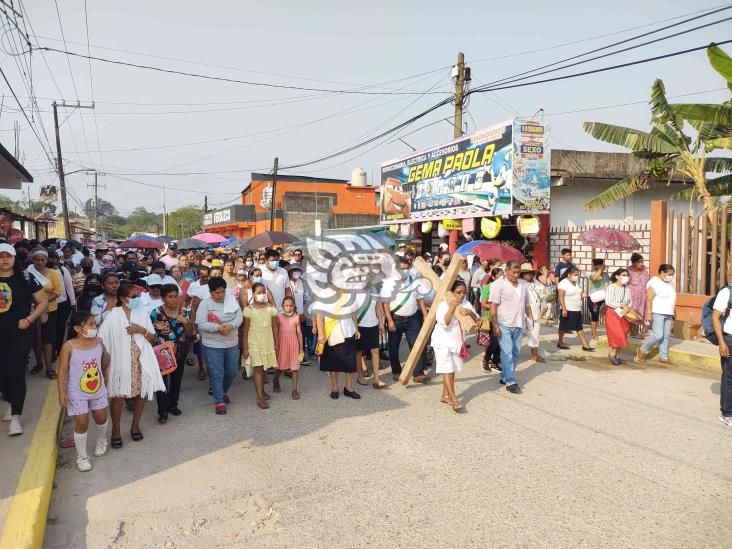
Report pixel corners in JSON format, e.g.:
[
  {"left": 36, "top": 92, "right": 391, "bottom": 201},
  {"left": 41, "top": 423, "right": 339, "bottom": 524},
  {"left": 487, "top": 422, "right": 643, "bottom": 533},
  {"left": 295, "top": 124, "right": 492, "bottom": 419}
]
[
  {"left": 452, "top": 52, "right": 469, "bottom": 139},
  {"left": 204, "top": 195, "right": 208, "bottom": 213},
  {"left": 162, "top": 183, "right": 168, "bottom": 236},
  {"left": 269, "top": 157, "right": 278, "bottom": 231},
  {"left": 52, "top": 100, "right": 95, "bottom": 238}
]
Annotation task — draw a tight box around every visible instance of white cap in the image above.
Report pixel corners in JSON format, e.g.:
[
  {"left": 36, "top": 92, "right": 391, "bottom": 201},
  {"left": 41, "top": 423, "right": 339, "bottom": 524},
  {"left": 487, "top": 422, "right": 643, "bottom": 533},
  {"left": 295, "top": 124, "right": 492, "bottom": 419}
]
[
  {"left": 0, "top": 243, "right": 16, "bottom": 256},
  {"left": 145, "top": 274, "right": 164, "bottom": 286}
]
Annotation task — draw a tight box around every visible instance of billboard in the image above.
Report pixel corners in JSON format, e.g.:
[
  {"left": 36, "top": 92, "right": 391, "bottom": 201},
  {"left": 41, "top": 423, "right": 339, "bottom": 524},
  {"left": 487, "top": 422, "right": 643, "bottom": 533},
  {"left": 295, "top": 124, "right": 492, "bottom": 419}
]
[
  {"left": 380, "top": 121, "right": 514, "bottom": 223},
  {"left": 512, "top": 118, "right": 551, "bottom": 214}
]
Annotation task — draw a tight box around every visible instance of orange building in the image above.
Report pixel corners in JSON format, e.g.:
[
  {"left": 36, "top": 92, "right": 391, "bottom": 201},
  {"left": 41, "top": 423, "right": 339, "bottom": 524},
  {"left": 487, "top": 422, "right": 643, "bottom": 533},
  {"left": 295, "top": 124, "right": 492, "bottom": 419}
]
[{"left": 202, "top": 172, "right": 380, "bottom": 239}]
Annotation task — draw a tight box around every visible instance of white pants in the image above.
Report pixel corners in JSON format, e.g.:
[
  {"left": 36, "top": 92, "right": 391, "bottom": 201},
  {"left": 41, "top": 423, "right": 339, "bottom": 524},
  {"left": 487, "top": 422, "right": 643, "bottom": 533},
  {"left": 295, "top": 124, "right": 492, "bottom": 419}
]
[
  {"left": 434, "top": 346, "right": 464, "bottom": 374},
  {"left": 525, "top": 318, "right": 541, "bottom": 348}
]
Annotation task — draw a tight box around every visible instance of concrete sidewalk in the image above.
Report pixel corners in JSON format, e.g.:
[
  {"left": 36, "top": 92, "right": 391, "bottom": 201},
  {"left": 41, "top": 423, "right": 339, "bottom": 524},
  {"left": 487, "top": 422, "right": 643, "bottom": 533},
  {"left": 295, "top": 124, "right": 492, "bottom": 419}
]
[{"left": 0, "top": 369, "right": 62, "bottom": 549}]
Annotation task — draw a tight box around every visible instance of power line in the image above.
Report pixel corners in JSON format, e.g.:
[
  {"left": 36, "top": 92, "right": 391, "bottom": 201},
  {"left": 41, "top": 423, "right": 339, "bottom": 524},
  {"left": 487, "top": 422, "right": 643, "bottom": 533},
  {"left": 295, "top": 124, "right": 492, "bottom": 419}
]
[{"left": 36, "top": 45, "right": 452, "bottom": 96}]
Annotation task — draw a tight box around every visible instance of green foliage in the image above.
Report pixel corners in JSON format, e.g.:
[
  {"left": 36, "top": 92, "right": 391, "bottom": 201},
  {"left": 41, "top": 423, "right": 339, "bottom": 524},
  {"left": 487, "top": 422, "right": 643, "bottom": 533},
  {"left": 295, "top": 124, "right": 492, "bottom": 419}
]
[
  {"left": 168, "top": 205, "right": 203, "bottom": 239},
  {"left": 583, "top": 46, "right": 732, "bottom": 213},
  {"left": 83, "top": 198, "right": 117, "bottom": 219}
]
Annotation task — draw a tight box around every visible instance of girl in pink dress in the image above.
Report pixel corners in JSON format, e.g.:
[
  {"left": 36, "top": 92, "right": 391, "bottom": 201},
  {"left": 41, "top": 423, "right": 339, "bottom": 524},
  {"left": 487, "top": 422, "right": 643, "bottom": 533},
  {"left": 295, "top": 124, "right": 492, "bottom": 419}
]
[{"left": 273, "top": 296, "right": 304, "bottom": 399}]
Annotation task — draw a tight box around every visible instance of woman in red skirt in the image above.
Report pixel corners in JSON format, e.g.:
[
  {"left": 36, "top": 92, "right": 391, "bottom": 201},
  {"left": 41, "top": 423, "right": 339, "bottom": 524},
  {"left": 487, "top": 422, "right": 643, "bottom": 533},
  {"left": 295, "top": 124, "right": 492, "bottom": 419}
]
[{"left": 604, "top": 268, "right": 633, "bottom": 365}]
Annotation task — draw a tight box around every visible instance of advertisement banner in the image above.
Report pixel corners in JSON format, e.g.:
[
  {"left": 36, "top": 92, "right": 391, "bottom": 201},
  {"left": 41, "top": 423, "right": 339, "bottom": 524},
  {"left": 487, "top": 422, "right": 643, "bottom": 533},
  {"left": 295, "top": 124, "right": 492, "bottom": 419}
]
[
  {"left": 380, "top": 121, "right": 513, "bottom": 223},
  {"left": 512, "top": 118, "right": 551, "bottom": 214}
]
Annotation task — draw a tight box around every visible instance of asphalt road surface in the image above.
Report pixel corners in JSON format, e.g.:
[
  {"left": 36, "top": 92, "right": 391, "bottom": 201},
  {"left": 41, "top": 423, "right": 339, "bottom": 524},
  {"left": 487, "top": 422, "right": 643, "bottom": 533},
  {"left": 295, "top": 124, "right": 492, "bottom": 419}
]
[{"left": 45, "top": 342, "right": 732, "bottom": 548}]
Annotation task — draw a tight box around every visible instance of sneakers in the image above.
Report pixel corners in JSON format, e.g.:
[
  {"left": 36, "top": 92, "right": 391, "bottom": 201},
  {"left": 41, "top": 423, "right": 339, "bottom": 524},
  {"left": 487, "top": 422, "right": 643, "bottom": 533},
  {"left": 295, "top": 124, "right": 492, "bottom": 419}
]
[
  {"left": 8, "top": 417, "right": 23, "bottom": 436},
  {"left": 94, "top": 438, "right": 108, "bottom": 457},
  {"left": 719, "top": 415, "right": 732, "bottom": 427},
  {"left": 2, "top": 407, "right": 11, "bottom": 422},
  {"left": 481, "top": 361, "right": 492, "bottom": 373},
  {"left": 76, "top": 456, "right": 93, "bottom": 472},
  {"left": 506, "top": 384, "right": 523, "bottom": 394},
  {"left": 413, "top": 375, "right": 432, "bottom": 383},
  {"left": 215, "top": 404, "right": 227, "bottom": 415}
]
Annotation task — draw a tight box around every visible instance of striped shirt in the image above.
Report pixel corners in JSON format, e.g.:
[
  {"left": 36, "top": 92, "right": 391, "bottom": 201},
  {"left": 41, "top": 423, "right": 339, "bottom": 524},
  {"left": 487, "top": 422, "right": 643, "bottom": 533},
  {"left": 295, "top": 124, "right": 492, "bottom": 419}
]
[{"left": 605, "top": 283, "right": 632, "bottom": 309}]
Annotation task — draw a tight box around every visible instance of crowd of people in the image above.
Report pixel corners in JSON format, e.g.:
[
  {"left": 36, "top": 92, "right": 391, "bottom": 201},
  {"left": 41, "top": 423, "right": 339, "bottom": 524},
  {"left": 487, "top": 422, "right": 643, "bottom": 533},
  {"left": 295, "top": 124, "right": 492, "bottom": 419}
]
[{"left": 2, "top": 234, "right": 730, "bottom": 474}]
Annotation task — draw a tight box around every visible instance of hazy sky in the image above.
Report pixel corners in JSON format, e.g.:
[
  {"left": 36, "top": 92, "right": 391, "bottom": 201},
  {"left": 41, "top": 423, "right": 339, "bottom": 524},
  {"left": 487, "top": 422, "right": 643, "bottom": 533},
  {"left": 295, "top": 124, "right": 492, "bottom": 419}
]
[{"left": 1, "top": 0, "right": 730, "bottom": 215}]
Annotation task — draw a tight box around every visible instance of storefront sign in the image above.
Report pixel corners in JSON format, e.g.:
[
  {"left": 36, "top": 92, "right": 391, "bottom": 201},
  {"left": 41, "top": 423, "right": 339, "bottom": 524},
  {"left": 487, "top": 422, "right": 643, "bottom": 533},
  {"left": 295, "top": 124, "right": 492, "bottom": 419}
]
[
  {"left": 202, "top": 205, "right": 252, "bottom": 227},
  {"left": 512, "top": 118, "right": 551, "bottom": 214},
  {"left": 516, "top": 215, "right": 540, "bottom": 236},
  {"left": 380, "top": 121, "right": 514, "bottom": 224},
  {"left": 442, "top": 219, "right": 462, "bottom": 231}
]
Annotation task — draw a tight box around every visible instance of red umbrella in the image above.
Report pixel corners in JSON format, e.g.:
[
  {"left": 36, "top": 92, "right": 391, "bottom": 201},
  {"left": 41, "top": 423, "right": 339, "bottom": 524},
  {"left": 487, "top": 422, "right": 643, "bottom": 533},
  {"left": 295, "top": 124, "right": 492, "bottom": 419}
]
[
  {"left": 120, "top": 237, "right": 164, "bottom": 249},
  {"left": 576, "top": 227, "right": 640, "bottom": 252},
  {"left": 469, "top": 241, "right": 526, "bottom": 263}
]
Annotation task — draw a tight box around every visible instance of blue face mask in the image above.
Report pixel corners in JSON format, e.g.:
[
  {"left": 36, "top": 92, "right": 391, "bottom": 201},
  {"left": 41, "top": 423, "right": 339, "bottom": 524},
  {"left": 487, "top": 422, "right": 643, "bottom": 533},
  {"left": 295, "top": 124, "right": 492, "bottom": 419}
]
[
  {"left": 253, "top": 276, "right": 263, "bottom": 284},
  {"left": 268, "top": 260, "right": 279, "bottom": 269},
  {"left": 127, "top": 297, "right": 141, "bottom": 310}
]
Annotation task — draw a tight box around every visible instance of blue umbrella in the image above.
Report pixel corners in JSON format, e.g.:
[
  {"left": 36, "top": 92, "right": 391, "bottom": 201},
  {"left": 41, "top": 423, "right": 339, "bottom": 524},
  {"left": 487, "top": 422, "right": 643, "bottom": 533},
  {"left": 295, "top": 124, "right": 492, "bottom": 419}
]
[{"left": 456, "top": 240, "right": 488, "bottom": 255}]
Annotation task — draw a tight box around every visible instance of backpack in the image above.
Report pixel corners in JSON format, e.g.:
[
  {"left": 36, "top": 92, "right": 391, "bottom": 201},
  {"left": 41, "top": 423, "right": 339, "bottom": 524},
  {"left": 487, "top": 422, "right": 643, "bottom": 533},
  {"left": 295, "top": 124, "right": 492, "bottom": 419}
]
[{"left": 702, "top": 285, "right": 732, "bottom": 345}]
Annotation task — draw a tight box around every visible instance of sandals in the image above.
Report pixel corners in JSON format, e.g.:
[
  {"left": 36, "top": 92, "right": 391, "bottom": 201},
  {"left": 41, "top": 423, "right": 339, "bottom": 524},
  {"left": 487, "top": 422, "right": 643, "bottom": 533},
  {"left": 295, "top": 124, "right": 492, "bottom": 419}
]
[
  {"left": 130, "top": 431, "right": 143, "bottom": 442},
  {"left": 356, "top": 378, "right": 369, "bottom": 386},
  {"left": 186, "top": 357, "right": 194, "bottom": 366},
  {"left": 257, "top": 399, "right": 269, "bottom": 409},
  {"left": 451, "top": 400, "right": 464, "bottom": 413},
  {"left": 273, "top": 380, "right": 281, "bottom": 393},
  {"left": 582, "top": 347, "right": 595, "bottom": 352},
  {"left": 111, "top": 437, "right": 123, "bottom": 449},
  {"left": 372, "top": 381, "right": 388, "bottom": 389},
  {"left": 440, "top": 396, "right": 452, "bottom": 406},
  {"left": 292, "top": 390, "right": 300, "bottom": 400},
  {"left": 45, "top": 369, "right": 57, "bottom": 380}
]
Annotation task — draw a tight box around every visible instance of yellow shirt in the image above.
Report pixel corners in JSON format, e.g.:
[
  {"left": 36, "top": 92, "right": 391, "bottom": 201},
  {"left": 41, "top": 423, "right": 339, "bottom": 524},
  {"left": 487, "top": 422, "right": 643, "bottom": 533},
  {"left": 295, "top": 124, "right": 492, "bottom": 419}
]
[{"left": 43, "top": 269, "right": 62, "bottom": 312}]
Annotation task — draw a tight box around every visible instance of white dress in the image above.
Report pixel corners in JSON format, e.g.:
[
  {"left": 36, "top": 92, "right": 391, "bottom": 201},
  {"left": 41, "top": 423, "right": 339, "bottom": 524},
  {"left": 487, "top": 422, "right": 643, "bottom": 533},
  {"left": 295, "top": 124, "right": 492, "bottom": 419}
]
[{"left": 431, "top": 300, "right": 474, "bottom": 374}]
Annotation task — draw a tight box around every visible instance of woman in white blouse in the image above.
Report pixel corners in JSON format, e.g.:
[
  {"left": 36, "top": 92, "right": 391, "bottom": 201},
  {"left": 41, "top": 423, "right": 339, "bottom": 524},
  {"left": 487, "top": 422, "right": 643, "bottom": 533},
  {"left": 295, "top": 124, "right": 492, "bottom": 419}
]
[
  {"left": 604, "top": 268, "right": 633, "bottom": 365},
  {"left": 431, "top": 280, "right": 478, "bottom": 412},
  {"left": 557, "top": 267, "right": 593, "bottom": 351},
  {"left": 638, "top": 264, "right": 676, "bottom": 364}
]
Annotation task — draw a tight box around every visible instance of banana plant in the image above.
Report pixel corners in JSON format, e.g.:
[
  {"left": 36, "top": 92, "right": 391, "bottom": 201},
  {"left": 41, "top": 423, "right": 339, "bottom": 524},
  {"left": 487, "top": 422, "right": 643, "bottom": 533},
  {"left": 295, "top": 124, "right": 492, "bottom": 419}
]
[{"left": 583, "top": 44, "right": 732, "bottom": 216}]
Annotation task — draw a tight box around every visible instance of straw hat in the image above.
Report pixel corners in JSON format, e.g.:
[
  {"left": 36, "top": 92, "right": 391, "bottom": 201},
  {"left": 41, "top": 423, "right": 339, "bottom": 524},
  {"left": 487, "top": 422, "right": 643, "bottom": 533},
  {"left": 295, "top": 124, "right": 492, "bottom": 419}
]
[{"left": 519, "top": 262, "right": 535, "bottom": 273}]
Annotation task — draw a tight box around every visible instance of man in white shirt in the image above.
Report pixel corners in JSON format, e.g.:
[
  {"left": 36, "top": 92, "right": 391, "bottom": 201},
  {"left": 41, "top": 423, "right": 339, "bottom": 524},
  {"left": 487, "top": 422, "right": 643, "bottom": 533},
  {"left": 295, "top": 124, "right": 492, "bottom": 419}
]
[
  {"left": 261, "top": 249, "right": 291, "bottom": 312},
  {"left": 92, "top": 245, "right": 108, "bottom": 274},
  {"left": 383, "top": 256, "right": 430, "bottom": 383},
  {"left": 160, "top": 242, "right": 180, "bottom": 270},
  {"left": 712, "top": 286, "right": 732, "bottom": 426}
]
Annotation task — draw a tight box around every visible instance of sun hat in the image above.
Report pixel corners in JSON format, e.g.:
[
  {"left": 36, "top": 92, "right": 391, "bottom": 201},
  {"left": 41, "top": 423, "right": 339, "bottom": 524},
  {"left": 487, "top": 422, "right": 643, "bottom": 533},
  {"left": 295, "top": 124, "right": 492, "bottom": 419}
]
[{"left": 519, "top": 262, "right": 535, "bottom": 273}]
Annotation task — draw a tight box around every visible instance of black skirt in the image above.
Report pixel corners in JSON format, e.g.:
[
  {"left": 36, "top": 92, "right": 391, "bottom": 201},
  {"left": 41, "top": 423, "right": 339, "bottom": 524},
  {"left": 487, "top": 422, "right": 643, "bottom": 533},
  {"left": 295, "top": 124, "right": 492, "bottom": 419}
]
[
  {"left": 320, "top": 336, "right": 357, "bottom": 373},
  {"left": 559, "top": 310, "right": 583, "bottom": 332},
  {"left": 356, "top": 325, "right": 379, "bottom": 352}
]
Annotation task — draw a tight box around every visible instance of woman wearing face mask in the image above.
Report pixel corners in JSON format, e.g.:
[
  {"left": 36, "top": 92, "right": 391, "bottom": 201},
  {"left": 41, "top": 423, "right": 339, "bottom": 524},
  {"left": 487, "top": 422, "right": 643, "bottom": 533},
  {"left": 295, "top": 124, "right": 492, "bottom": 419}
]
[
  {"left": 638, "top": 264, "right": 676, "bottom": 364},
  {"left": 604, "top": 268, "right": 633, "bottom": 365},
  {"left": 196, "top": 277, "right": 243, "bottom": 415},
  {"left": 91, "top": 272, "right": 120, "bottom": 325},
  {"left": 557, "top": 267, "right": 594, "bottom": 351},
  {"left": 0, "top": 243, "right": 48, "bottom": 436},
  {"left": 27, "top": 249, "right": 62, "bottom": 378},
  {"left": 98, "top": 284, "right": 165, "bottom": 448},
  {"left": 627, "top": 253, "right": 650, "bottom": 338},
  {"left": 77, "top": 274, "right": 103, "bottom": 312}
]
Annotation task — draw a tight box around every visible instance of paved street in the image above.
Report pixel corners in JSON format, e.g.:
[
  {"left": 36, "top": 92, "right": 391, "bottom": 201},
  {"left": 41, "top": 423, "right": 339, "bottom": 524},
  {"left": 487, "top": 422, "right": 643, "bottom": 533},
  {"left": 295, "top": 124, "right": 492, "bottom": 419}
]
[{"left": 45, "top": 339, "right": 732, "bottom": 549}]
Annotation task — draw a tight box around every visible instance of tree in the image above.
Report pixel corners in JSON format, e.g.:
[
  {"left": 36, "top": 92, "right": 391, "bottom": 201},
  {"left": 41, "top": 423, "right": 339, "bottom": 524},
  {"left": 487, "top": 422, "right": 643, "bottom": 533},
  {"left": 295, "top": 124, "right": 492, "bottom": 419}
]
[
  {"left": 168, "top": 205, "right": 203, "bottom": 239},
  {"left": 0, "top": 194, "right": 18, "bottom": 210},
  {"left": 83, "top": 198, "right": 116, "bottom": 220},
  {"left": 583, "top": 44, "right": 732, "bottom": 216},
  {"left": 125, "top": 207, "right": 163, "bottom": 235}
]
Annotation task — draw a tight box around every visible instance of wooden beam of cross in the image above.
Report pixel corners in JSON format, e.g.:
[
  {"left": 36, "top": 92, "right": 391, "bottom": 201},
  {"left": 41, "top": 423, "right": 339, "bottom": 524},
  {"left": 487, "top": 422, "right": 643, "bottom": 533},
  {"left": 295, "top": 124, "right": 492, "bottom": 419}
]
[{"left": 398, "top": 253, "right": 475, "bottom": 384}]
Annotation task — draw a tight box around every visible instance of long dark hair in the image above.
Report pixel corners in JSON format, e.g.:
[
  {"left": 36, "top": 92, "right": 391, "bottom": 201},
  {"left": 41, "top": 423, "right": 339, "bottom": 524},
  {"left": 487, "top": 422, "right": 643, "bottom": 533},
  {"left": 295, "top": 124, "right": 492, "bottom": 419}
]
[
  {"left": 116, "top": 283, "right": 138, "bottom": 307},
  {"left": 67, "top": 311, "right": 94, "bottom": 340},
  {"left": 77, "top": 274, "right": 103, "bottom": 312}
]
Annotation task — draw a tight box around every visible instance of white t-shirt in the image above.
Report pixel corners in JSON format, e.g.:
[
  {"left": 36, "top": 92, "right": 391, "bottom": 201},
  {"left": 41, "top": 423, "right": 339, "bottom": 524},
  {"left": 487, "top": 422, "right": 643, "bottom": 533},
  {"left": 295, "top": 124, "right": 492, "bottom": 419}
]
[
  {"left": 647, "top": 276, "right": 676, "bottom": 315},
  {"left": 558, "top": 278, "right": 582, "bottom": 311},
  {"left": 386, "top": 278, "right": 419, "bottom": 317},
  {"left": 140, "top": 293, "right": 163, "bottom": 316},
  {"left": 187, "top": 280, "right": 210, "bottom": 301},
  {"left": 357, "top": 297, "right": 379, "bottom": 328},
  {"left": 160, "top": 254, "right": 179, "bottom": 270},
  {"left": 262, "top": 266, "right": 289, "bottom": 312},
  {"left": 713, "top": 287, "right": 732, "bottom": 335},
  {"left": 289, "top": 278, "right": 304, "bottom": 315}
]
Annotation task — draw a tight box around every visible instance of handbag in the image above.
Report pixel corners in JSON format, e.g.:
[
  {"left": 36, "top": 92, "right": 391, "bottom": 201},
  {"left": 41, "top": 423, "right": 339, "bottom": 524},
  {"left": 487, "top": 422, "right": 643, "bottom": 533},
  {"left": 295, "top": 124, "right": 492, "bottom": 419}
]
[
  {"left": 476, "top": 315, "right": 491, "bottom": 332},
  {"left": 589, "top": 290, "right": 606, "bottom": 303},
  {"left": 153, "top": 341, "right": 177, "bottom": 376}
]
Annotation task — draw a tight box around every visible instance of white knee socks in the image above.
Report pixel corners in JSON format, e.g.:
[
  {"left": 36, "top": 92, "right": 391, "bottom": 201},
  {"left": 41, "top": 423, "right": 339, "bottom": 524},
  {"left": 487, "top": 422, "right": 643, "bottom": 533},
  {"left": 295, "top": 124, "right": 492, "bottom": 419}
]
[
  {"left": 74, "top": 431, "right": 88, "bottom": 459},
  {"left": 94, "top": 419, "right": 108, "bottom": 443}
]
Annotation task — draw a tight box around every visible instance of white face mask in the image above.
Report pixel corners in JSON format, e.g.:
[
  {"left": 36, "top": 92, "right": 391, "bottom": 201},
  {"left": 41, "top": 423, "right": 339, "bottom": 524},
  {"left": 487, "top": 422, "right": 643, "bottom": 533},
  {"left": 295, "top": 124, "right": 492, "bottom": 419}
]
[
  {"left": 664, "top": 275, "right": 675, "bottom": 284},
  {"left": 619, "top": 276, "right": 630, "bottom": 286},
  {"left": 255, "top": 293, "right": 268, "bottom": 303},
  {"left": 81, "top": 328, "right": 97, "bottom": 338},
  {"left": 569, "top": 275, "right": 578, "bottom": 282},
  {"left": 292, "top": 272, "right": 301, "bottom": 280}
]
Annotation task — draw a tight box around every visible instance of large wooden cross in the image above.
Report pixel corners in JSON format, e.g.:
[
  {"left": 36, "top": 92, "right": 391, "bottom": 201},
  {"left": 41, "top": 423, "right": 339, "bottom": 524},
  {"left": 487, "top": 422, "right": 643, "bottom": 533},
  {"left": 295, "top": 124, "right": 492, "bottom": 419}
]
[{"left": 398, "top": 253, "right": 476, "bottom": 384}]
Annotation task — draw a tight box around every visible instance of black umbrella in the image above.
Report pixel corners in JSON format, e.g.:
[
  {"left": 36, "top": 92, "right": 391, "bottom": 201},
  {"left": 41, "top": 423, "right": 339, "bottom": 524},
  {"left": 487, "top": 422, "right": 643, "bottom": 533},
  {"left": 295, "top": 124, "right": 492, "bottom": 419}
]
[
  {"left": 41, "top": 238, "right": 82, "bottom": 250},
  {"left": 240, "top": 231, "right": 297, "bottom": 250},
  {"left": 176, "top": 238, "right": 209, "bottom": 250}
]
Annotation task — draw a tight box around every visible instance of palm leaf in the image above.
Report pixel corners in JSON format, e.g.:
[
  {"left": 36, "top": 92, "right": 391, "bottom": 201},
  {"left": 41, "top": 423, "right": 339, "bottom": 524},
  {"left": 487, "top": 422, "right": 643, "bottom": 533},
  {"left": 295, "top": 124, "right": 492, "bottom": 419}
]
[
  {"left": 709, "top": 43, "right": 732, "bottom": 84},
  {"left": 583, "top": 173, "right": 649, "bottom": 212},
  {"left": 674, "top": 103, "right": 732, "bottom": 126},
  {"left": 705, "top": 157, "right": 732, "bottom": 173},
  {"left": 650, "top": 79, "right": 684, "bottom": 130},
  {"left": 671, "top": 174, "right": 732, "bottom": 200},
  {"left": 707, "top": 137, "right": 732, "bottom": 151},
  {"left": 582, "top": 122, "right": 677, "bottom": 153}
]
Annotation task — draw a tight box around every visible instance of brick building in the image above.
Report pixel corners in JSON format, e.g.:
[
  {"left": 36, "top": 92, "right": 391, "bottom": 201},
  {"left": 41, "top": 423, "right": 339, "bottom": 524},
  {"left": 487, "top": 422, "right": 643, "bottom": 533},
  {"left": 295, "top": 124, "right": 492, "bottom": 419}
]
[{"left": 202, "top": 173, "right": 380, "bottom": 239}]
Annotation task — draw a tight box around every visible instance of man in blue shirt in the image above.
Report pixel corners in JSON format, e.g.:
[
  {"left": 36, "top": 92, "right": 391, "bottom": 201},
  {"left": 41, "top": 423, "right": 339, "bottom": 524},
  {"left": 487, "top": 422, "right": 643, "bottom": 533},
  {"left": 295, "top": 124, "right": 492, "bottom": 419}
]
[{"left": 554, "top": 248, "right": 575, "bottom": 279}]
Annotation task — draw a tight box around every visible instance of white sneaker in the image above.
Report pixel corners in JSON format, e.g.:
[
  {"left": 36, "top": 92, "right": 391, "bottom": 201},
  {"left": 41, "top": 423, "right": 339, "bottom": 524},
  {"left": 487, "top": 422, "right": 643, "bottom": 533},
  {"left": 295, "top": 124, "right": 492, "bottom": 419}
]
[
  {"left": 8, "top": 418, "right": 23, "bottom": 436},
  {"left": 94, "top": 438, "right": 108, "bottom": 457},
  {"left": 719, "top": 415, "right": 732, "bottom": 427},
  {"left": 2, "top": 407, "right": 11, "bottom": 421},
  {"left": 76, "top": 456, "right": 93, "bottom": 472}
]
